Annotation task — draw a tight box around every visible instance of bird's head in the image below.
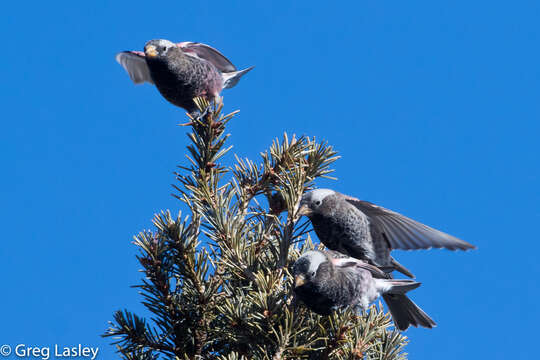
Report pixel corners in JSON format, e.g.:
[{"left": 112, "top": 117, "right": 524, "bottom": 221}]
[
  {"left": 297, "top": 189, "right": 336, "bottom": 217},
  {"left": 144, "top": 39, "right": 177, "bottom": 59},
  {"left": 292, "top": 250, "right": 330, "bottom": 288}
]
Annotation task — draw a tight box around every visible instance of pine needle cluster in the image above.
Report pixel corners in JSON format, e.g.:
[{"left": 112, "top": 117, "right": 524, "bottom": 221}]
[{"left": 104, "top": 99, "right": 409, "bottom": 359}]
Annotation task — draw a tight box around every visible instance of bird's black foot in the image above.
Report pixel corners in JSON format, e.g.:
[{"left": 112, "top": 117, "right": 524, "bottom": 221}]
[
  {"left": 189, "top": 105, "right": 213, "bottom": 123},
  {"left": 187, "top": 110, "right": 201, "bottom": 120}
]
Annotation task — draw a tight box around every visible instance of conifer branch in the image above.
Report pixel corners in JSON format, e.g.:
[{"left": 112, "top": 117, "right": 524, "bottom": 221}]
[{"left": 104, "top": 98, "right": 409, "bottom": 359}]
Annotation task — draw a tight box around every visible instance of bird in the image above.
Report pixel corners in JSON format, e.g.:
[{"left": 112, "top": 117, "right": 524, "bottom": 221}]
[
  {"left": 292, "top": 250, "right": 436, "bottom": 330},
  {"left": 298, "top": 189, "right": 475, "bottom": 278},
  {"left": 115, "top": 39, "right": 254, "bottom": 112}
]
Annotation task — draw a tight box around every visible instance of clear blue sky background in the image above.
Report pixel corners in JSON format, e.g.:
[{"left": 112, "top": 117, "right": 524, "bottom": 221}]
[{"left": 1, "top": 1, "right": 538, "bottom": 359}]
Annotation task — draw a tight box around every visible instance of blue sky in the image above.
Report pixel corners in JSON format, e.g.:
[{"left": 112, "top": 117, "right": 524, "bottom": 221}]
[{"left": 1, "top": 1, "right": 538, "bottom": 359}]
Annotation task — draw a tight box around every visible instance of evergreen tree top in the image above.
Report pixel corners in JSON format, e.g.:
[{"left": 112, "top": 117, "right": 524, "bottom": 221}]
[{"left": 104, "top": 98, "right": 409, "bottom": 360}]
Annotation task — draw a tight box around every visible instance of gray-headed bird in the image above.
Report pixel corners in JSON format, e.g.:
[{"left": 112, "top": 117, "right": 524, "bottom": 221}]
[
  {"left": 116, "top": 39, "right": 254, "bottom": 112},
  {"left": 298, "top": 189, "right": 475, "bottom": 278},
  {"left": 292, "top": 250, "right": 435, "bottom": 330}
]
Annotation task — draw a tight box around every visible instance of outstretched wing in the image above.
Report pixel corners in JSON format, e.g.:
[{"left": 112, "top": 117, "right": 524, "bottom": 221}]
[
  {"left": 343, "top": 195, "right": 475, "bottom": 251},
  {"left": 178, "top": 42, "right": 237, "bottom": 73},
  {"left": 115, "top": 51, "right": 154, "bottom": 84}
]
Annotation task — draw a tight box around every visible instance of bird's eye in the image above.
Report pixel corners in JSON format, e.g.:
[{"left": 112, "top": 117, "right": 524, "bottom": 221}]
[
  {"left": 315, "top": 200, "right": 322, "bottom": 206},
  {"left": 310, "top": 271, "right": 316, "bottom": 277}
]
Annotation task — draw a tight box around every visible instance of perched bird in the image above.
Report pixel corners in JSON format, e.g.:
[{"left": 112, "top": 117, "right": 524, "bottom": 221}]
[
  {"left": 298, "top": 189, "right": 475, "bottom": 278},
  {"left": 116, "top": 39, "right": 254, "bottom": 112},
  {"left": 292, "top": 250, "right": 435, "bottom": 330}
]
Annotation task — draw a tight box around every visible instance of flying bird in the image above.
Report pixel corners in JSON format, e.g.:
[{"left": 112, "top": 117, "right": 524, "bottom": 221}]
[
  {"left": 298, "top": 189, "right": 475, "bottom": 278},
  {"left": 292, "top": 250, "right": 435, "bottom": 330},
  {"left": 116, "top": 39, "right": 254, "bottom": 112}
]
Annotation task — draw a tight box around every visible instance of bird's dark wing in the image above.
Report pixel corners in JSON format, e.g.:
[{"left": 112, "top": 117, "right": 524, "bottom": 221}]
[
  {"left": 115, "top": 51, "right": 154, "bottom": 84},
  {"left": 178, "top": 42, "right": 237, "bottom": 72},
  {"left": 343, "top": 196, "right": 475, "bottom": 251},
  {"left": 329, "top": 253, "right": 387, "bottom": 278}
]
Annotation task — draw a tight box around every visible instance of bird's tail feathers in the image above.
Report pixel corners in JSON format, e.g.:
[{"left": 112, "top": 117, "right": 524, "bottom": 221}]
[
  {"left": 222, "top": 66, "right": 255, "bottom": 89},
  {"left": 390, "top": 256, "right": 414, "bottom": 278},
  {"left": 382, "top": 293, "right": 436, "bottom": 331}
]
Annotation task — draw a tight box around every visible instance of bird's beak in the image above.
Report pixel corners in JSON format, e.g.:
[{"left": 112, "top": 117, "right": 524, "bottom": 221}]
[
  {"left": 297, "top": 204, "right": 313, "bottom": 217},
  {"left": 145, "top": 45, "right": 158, "bottom": 57},
  {"left": 294, "top": 274, "right": 306, "bottom": 288}
]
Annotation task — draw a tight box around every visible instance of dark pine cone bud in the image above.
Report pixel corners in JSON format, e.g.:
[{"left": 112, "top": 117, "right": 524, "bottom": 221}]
[{"left": 268, "top": 192, "right": 286, "bottom": 215}]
